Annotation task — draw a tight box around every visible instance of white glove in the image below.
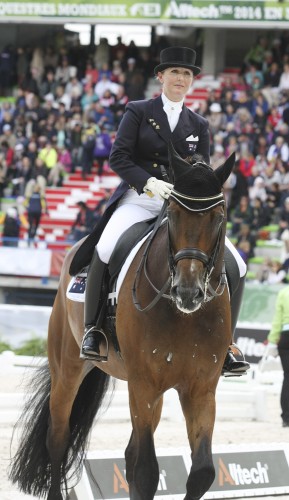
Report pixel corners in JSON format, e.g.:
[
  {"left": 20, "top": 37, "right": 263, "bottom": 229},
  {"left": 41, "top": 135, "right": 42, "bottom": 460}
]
[
  {"left": 143, "top": 177, "right": 173, "bottom": 200},
  {"left": 264, "top": 342, "right": 278, "bottom": 358}
]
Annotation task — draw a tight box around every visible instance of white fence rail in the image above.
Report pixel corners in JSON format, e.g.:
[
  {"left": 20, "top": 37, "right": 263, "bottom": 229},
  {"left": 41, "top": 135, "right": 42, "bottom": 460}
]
[{"left": 0, "top": 352, "right": 282, "bottom": 425}]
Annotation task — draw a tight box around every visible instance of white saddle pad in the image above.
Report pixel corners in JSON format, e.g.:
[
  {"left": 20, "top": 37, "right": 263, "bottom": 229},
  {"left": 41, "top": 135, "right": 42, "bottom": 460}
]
[
  {"left": 66, "top": 232, "right": 150, "bottom": 304},
  {"left": 66, "top": 272, "right": 87, "bottom": 302}
]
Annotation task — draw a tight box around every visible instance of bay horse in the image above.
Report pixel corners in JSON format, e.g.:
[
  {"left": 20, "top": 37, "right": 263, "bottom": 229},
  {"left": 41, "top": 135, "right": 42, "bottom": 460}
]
[{"left": 9, "top": 145, "right": 235, "bottom": 500}]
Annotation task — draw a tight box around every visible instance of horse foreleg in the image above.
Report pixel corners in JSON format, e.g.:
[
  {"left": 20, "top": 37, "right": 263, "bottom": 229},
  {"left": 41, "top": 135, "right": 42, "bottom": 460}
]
[
  {"left": 179, "top": 389, "right": 216, "bottom": 500},
  {"left": 125, "top": 386, "right": 163, "bottom": 500},
  {"left": 125, "top": 395, "right": 163, "bottom": 485}
]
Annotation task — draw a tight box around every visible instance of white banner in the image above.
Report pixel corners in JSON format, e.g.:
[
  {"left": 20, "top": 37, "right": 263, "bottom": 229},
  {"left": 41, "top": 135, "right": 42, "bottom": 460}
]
[
  {"left": 0, "top": 304, "right": 51, "bottom": 347},
  {"left": 0, "top": 247, "right": 52, "bottom": 277}
]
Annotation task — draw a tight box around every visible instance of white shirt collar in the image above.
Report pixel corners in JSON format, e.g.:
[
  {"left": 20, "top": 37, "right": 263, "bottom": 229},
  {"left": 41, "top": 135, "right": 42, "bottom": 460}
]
[{"left": 161, "top": 93, "right": 184, "bottom": 111}]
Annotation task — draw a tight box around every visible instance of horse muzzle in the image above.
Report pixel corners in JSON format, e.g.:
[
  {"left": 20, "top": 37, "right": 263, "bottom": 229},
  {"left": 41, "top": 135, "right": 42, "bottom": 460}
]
[{"left": 171, "top": 281, "right": 205, "bottom": 314}]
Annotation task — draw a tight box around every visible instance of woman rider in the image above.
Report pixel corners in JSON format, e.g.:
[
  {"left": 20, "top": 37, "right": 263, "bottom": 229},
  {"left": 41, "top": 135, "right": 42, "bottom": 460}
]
[{"left": 80, "top": 46, "right": 250, "bottom": 376}]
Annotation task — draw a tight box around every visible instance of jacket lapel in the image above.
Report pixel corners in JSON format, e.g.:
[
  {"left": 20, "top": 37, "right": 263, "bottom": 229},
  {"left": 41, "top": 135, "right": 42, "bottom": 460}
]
[
  {"left": 146, "top": 96, "right": 197, "bottom": 146},
  {"left": 146, "top": 95, "right": 172, "bottom": 143},
  {"left": 172, "top": 106, "right": 194, "bottom": 142}
]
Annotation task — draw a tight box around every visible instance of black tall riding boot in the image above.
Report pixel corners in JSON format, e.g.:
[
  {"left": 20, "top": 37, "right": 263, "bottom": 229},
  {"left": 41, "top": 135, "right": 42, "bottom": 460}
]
[
  {"left": 222, "top": 275, "right": 250, "bottom": 376},
  {"left": 80, "top": 249, "right": 109, "bottom": 361}
]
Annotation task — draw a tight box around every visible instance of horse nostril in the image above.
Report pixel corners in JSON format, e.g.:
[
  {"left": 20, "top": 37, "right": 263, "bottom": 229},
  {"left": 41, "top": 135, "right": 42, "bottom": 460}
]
[
  {"left": 171, "top": 284, "right": 178, "bottom": 298},
  {"left": 194, "top": 287, "right": 204, "bottom": 300}
]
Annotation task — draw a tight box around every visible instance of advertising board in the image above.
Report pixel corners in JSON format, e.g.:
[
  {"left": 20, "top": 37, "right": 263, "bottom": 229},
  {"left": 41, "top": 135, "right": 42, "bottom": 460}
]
[
  {"left": 72, "top": 445, "right": 289, "bottom": 499},
  {"left": 2, "top": 0, "right": 289, "bottom": 25}
]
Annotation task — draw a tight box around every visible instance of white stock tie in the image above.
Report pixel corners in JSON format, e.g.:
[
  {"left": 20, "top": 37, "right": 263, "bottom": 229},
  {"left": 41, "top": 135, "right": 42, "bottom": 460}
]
[{"left": 163, "top": 102, "right": 182, "bottom": 132}]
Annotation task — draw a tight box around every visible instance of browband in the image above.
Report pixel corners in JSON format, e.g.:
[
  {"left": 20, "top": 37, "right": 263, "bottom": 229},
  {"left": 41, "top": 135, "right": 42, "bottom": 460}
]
[{"left": 170, "top": 189, "right": 225, "bottom": 212}]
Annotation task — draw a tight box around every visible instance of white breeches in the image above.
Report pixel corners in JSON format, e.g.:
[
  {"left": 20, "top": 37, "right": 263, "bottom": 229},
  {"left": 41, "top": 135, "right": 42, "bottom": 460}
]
[
  {"left": 97, "top": 188, "right": 247, "bottom": 278},
  {"left": 225, "top": 234, "right": 247, "bottom": 277},
  {"left": 97, "top": 189, "right": 163, "bottom": 264}
]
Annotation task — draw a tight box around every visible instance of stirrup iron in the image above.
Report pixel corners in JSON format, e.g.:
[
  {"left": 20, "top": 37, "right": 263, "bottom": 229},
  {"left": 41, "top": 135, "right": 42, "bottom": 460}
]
[{"left": 80, "top": 325, "right": 109, "bottom": 362}]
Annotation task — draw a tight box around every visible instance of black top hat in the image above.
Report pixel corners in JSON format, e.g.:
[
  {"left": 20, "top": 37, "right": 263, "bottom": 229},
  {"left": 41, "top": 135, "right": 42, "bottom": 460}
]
[{"left": 154, "top": 46, "right": 201, "bottom": 76}]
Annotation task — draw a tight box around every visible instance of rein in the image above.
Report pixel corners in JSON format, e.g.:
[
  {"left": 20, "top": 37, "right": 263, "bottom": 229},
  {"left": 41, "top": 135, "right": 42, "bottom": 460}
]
[
  {"left": 132, "top": 164, "right": 172, "bottom": 312},
  {"left": 132, "top": 199, "right": 171, "bottom": 312}
]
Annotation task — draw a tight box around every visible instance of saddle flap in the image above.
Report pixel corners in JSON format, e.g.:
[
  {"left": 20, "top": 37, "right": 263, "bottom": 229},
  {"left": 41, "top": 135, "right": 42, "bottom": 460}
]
[
  {"left": 109, "top": 217, "right": 156, "bottom": 283},
  {"left": 225, "top": 246, "right": 240, "bottom": 296}
]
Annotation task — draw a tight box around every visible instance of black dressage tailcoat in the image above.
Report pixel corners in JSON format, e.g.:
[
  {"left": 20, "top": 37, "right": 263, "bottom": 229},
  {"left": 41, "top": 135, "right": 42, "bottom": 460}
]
[
  {"left": 70, "top": 95, "right": 210, "bottom": 274},
  {"left": 109, "top": 94, "right": 210, "bottom": 195}
]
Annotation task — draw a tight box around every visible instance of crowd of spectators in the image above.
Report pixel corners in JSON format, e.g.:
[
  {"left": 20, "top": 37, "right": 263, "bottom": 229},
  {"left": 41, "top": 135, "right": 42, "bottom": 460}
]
[
  {"left": 0, "top": 35, "right": 159, "bottom": 203},
  {"left": 2, "top": 32, "right": 289, "bottom": 280},
  {"left": 188, "top": 32, "right": 289, "bottom": 280}
]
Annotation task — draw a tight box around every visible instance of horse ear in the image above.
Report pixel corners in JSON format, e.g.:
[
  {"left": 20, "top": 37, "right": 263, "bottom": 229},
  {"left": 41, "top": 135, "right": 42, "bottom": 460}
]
[
  {"left": 214, "top": 152, "right": 235, "bottom": 186},
  {"left": 168, "top": 141, "right": 191, "bottom": 182}
]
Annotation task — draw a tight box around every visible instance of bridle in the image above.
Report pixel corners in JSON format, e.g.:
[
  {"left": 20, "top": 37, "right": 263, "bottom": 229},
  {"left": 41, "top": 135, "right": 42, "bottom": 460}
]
[
  {"left": 132, "top": 188, "right": 227, "bottom": 313},
  {"left": 167, "top": 188, "right": 227, "bottom": 304},
  {"left": 132, "top": 157, "right": 228, "bottom": 312}
]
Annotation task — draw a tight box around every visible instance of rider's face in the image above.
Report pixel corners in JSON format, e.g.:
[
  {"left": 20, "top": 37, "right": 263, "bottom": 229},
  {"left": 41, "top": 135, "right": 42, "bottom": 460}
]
[{"left": 157, "top": 67, "right": 193, "bottom": 102}]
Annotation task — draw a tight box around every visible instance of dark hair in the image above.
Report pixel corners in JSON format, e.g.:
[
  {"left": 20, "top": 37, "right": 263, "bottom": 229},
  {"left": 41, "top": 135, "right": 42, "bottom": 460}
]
[{"left": 77, "top": 201, "right": 87, "bottom": 209}]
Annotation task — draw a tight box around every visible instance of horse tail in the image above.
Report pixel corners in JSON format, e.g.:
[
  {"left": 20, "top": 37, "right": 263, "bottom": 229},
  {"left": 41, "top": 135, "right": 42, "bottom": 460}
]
[
  {"left": 9, "top": 362, "right": 52, "bottom": 495},
  {"left": 65, "top": 365, "right": 112, "bottom": 485},
  {"left": 9, "top": 361, "right": 111, "bottom": 497}
]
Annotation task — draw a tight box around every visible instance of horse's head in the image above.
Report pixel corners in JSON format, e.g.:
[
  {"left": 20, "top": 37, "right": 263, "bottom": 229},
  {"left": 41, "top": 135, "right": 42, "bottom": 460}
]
[{"left": 167, "top": 142, "right": 235, "bottom": 314}]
